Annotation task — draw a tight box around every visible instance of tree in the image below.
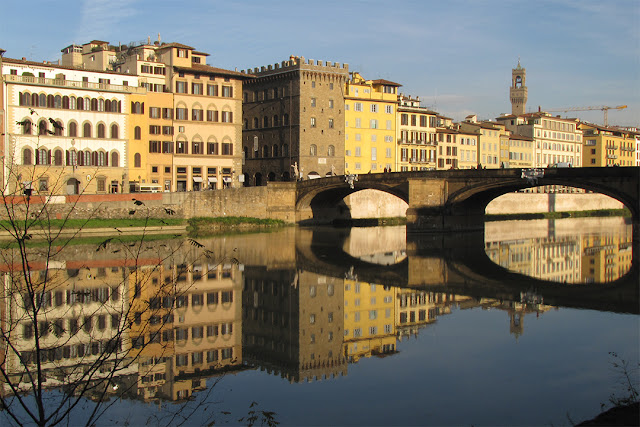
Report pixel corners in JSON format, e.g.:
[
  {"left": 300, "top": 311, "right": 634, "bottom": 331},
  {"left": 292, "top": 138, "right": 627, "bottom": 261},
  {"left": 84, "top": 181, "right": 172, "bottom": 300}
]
[{"left": 0, "top": 125, "right": 214, "bottom": 425}]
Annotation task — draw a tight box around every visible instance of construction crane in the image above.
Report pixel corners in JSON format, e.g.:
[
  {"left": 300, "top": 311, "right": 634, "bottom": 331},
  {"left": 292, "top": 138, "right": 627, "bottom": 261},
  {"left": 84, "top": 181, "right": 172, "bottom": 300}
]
[{"left": 544, "top": 105, "right": 627, "bottom": 127}]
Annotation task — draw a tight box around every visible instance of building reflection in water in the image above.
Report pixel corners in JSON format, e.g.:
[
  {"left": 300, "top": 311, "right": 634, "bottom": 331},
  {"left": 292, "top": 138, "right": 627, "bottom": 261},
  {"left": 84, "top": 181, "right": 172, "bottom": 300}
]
[
  {"left": 485, "top": 217, "right": 633, "bottom": 283},
  {"left": 1, "top": 217, "right": 632, "bottom": 413}
]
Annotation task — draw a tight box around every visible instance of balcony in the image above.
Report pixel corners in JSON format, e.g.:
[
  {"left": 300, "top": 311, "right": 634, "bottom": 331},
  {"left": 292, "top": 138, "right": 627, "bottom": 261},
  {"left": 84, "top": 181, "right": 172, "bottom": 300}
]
[
  {"left": 5, "top": 74, "right": 146, "bottom": 94},
  {"left": 606, "top": 154, "right": 618, "bottom": 159}
]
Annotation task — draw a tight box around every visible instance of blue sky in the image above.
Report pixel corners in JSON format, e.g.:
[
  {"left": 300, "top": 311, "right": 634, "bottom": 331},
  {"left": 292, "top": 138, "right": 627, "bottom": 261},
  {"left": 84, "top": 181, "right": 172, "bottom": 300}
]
[{"left": 2, "top": 0, "right": 638, "bottom": 126}]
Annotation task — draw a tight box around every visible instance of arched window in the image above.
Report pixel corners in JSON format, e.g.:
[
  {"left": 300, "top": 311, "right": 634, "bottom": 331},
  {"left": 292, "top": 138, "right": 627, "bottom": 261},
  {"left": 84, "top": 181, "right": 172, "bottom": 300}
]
[
  {"left": 23, "top": 148, "right": 33, "bottom": 165},
  {"left": 243, "top": 119, "right": 248, "bottom": 129},
  {"left": 70, "top": 96, "right": 77, "bottom": 110},
  {"left": 62, "top": 96, "right": 69, "bottom": 109},
  {"left": 98, "top": 151, "right": 106, "bottom": 166},
  {"left": 134, "top": 153, "right": 141, "bottom": 168},
  {"left": 98, "top": 99, "right": 105, "bottom": 112},
  {"left": 111, "top": 152, "right": 119, "bottom": 167},
  {"left": 262, "top": 145, "right": 269, "bottom": 158},
  {"left": 36, "top": 149, "right": 49, "bottom": 165},
  {"left": 84, "top": 97, "right": 91, "bottom": 111},
  {"left": 310, "top": 144, "right": 317, "bottom": 156},
  {"left": 76, "top": 97, "right": 84, "bottom": 110},
  {"left": 54, "top": 120, "right": 63, "bottom": 136},
  {"left": 83, "top": 123, "right": 92, "bottom": 138},
  {"left": 22, "top": 119, "right": 32, "bottom": 135},
  {"left": 253, "top": 117, "right": 259, "bottom": 129},
  {"left": 47, "top": 94, "right": 54, "bottom": 108},
  {"left": 54, "top": 149, "right": 63, "bottom": 166},
  {"left": 284, "top": 114, "right": 289, "bottom": 126},
  {"left": 273, "top": 115, "right": 279, "bottom": 126},
  {"left": 39, "top": 94, "right": 46, "bottom": 107},
  {"left": 54, "top": 95, "right": 62, "bottom": 109},
  {"left": 110, "top": 124, "right": 119, "bottom": 139},
  {"left": 134, "top": 126, "right": 141, "bottom": 140},
  {"left": 97, "top": 123, "right": 105, "bottom": 138},
  {"left": 84, "top": 150, "right": 92, "bottom": 166},
  {"left": 38, "top": 120, "right": 48, "bottom": 135},
  {"left": 283, "top": 144, "right": 289, "bottom": 157},
  {"left": 68, "top": 121, "right": 77, "bottom": 137},
  {"left": 263, "top": 116, "right": 269, "bottom": 128},
  {"left": 105, "top": 99, "right": 111, "bottom": 112},
  {"left": 90, "top": 98, "right": 98, "bottom": 111},
  {"left": 328, "top": 145, "right": 335, "bottom": 156},
  {"left": 272, "top": 144, "right": 278, "bottom": 157}
]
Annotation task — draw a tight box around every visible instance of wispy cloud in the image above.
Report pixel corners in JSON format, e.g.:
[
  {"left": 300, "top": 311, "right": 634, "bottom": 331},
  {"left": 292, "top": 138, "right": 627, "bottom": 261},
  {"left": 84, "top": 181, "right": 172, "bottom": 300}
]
[{"left": 76, "top": 0, "right": 140, "bottom": 43}]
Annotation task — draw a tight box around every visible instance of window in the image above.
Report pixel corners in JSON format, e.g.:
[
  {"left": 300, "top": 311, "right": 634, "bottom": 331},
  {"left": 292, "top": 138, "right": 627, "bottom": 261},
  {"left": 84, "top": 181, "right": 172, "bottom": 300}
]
[
  {"left": 192, "top": 109, "right": 203, "bottom": 121},
  {"left": 329, "top": 99, "right": 334, "bottom": 109},
  {"left": 221, "top": 86, "right": 233, "bottom": 97},
  {"left": 192, "top": 141, "right": 203, "bottom": 154},
  {"left": 207, "top": 110, "right": 218, "bottom": 122},
  {"left": 221, "top": 111, "right": 233, "bottom": 123},
  {"left": 110, "top": 124, "right": 119, "bottom": 139},
  {"left": 207, "top": 85, "right": 218, "bottom": 96},
  {"left": 310, "top": 144, "right": 317, "bottom": 156},
  {"left": 385, "top": 105, "right": 393, "bottom": 114},
  {"left": 176, "top": 141, "right": 188, "bottom": 154},
  {"left": 370, "top": 104, "right": 378, "bottom": 113},
  {"left": 192, "top": 83, "right": 203, "bottom": 95},
  {"left": 370, "top": 119, "right": 378, "bottom": 129},
  {"left": 328, "top": 118, "right": 334, "bottom": 129},
  {"left": 83, "top": 123, "right": 91, "bottom": 138},
  {"left": 354, "top": 102, "right": 363, "bottom": 112},
  {"left": 328, "top": 145, "right": 335, "bottom": 156},
  {"left": 310, "top": 117, "right": 316, "bottom": 128},
  {"left": 355, "top": 118, "right": 361, "bottom": 128},
  {"left": 176, "top": 108, "right": 188, "bottom": 120},
  {"left": 134, "top": 153, "right": 141, "bottom": 168},
  {"left": 134, "top": 126, "right": 141, "bottom": 140},
  {"left": 311, "top": 98, "right": 316, "bottom": 107},
  {"left": 22, "top": 148, "right": 33, "bottom": 165},
  {"left": 149, "top": 107, "right": 161, "bottom": 118},
  {"left": 176, "top": 81, "right": 187, "bottom": 93}
]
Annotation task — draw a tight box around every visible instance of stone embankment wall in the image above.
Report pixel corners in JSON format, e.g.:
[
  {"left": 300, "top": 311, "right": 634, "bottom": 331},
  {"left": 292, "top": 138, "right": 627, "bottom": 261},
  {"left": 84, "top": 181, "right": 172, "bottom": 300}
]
[
  {"left": 343, "top": 190, "right": 624, "bottom": 218},
  {"left": 485, "top": 193, "right": 624, "bottom": 214},
  {"left": 0, "top": 183, "right": 298, "bottom": 222}
]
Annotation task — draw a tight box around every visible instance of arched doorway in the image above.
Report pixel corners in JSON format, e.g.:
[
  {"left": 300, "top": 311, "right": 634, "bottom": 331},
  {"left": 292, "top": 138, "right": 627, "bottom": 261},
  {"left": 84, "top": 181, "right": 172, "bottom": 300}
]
[
  {"left": 66, "top": 178, "right": 80, "bottom": 195},
  {"left": 267, "top": 172, "right": 276, "bottom": 182},
  {"left": 254, "top": 172, "right": 263, "bottom": 187}
]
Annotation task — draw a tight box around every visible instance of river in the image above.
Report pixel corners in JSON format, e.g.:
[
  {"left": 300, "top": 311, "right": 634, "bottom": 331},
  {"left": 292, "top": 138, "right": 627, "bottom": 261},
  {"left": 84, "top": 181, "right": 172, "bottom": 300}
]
[{"left": 1, "top": 216, "right": 637, "bottom": 426}]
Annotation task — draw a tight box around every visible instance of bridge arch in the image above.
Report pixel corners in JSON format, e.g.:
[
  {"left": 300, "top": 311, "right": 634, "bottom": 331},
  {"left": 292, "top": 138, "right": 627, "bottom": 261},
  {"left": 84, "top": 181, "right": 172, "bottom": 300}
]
[{"left": 294, "top": 168, "right": 639, "bottom": 230}]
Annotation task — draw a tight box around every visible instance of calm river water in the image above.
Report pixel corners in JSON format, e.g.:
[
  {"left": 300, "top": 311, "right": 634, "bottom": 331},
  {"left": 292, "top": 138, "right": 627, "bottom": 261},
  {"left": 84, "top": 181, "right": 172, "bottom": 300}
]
[{"left": 2, "top": 216, "right": 638, "bottom": 426}]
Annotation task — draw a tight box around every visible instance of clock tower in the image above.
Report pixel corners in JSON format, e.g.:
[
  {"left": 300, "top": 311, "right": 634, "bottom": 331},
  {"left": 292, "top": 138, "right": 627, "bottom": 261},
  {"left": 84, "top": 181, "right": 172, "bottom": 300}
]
[{"left": 510, "top": 59, "right": 527, "bottom": 115}]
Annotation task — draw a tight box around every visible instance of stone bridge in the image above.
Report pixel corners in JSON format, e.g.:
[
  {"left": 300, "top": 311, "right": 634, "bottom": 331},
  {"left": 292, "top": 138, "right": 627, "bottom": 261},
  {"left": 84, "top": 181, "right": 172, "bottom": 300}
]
[
  {"left": 294, "top": 167, "right": 639, "bottom": 232},
  {"left": 294, "top": 228, "right": 639, "bottom": 314}
]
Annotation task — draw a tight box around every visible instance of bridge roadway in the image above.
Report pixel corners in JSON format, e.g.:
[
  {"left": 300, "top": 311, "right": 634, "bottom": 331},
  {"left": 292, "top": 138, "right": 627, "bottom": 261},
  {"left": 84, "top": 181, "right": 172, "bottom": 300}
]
[
  {"left": 294, "top": 227, "right": 639, "bottom": 315},
  {"left": 294, "top": 167, "right": 639, "bottom": 233}
]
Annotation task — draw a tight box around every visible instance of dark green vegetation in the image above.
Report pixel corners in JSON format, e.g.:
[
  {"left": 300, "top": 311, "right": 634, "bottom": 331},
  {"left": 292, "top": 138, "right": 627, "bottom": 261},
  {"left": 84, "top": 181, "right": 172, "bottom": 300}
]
[
  {"left": 485, "top": 208, "right": 631, "bottom": 222},
  {"left": 187, "top": 216, "right": 287, "bottom": 235}
]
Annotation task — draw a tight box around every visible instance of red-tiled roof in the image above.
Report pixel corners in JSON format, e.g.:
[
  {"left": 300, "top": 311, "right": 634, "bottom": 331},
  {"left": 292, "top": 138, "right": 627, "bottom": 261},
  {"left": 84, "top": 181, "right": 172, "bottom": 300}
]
[
  {"left": 370, "top": 79, "right": 402, "bottom": 87},
  {"left": 157, "top": 42, "right": 195, "bottom": 50}
]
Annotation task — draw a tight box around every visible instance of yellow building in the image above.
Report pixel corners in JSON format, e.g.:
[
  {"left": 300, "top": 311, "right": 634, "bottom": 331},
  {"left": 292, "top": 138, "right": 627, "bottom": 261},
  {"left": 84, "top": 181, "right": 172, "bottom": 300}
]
[
  {"left": 344, "top": 73, "right": 400, "bottom": 174},
  {"left": 435, "top": 128, "right": 478, "bottom": 169},
  {"left": 581, "top": 123, "right": 636, "bottom": 167},
  {"left": 343, "top": 280, "right": 397, "bottom": 362},
  {"left": 460, "top": 117, "right": 503, "bottom": 168},
  {"left": 397, "top": 94, "right": 438, "bottom": 171}
]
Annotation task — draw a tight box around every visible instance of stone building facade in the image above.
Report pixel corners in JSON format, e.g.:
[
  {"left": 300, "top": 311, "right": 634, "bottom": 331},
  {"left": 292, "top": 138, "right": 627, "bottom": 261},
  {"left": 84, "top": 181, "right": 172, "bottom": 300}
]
[{"left": 241, "top": 56, "right": 349, "bottom": 185}]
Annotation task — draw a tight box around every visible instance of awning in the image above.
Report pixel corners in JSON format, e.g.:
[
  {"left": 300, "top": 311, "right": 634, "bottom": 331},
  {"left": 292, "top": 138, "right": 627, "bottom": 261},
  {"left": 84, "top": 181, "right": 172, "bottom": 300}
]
[
  {"left": 192, "top": 177, "right": 203, "bottom": 182},
  {"left": 223, "top": 177, "right": 231, "bottom": 183},
  {"left": 208, "top": 177, "right": 217, "bottom": 183}
]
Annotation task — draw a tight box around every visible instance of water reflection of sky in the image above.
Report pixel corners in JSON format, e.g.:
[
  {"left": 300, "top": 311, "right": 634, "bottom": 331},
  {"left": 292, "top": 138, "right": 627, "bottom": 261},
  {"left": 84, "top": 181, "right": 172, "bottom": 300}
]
[
  {"left": 4, "top": 218, "right": 637, "bottom": 426},
  {"left": 103, "top": 306, "right": 638, "bottom": 427}
]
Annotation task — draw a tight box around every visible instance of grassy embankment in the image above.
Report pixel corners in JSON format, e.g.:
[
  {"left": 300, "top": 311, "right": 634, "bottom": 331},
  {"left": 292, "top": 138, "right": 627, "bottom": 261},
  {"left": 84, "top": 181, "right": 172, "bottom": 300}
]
[{"left": 187, "top": 216, "right": 287, "bottom": 235}]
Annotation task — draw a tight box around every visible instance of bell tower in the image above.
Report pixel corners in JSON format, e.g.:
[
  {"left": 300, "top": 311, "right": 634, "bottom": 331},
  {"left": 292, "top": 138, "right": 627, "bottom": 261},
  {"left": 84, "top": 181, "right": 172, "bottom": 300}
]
[{"left": 510, "top": 59, "right": 527, "bottom": 115}]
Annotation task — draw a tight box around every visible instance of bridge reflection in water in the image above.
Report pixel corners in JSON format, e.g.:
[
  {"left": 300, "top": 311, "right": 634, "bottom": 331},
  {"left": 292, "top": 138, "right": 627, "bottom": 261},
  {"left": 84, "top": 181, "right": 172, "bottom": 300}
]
[{"left": 0, "top": 219, "right": 636, "bottom": 417}]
